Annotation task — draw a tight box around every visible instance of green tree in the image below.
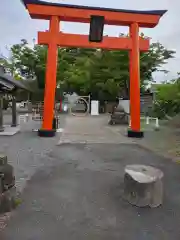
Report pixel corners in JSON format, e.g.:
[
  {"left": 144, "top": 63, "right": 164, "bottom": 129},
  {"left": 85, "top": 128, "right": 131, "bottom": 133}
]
[
  {"left": 4, "top": 37, "right": 175, "bottom": 102},
  {"left": 140, "top": 42, "right": 175, "bottom": 82},
  {"left": 63, "top": 42, "right": 175, "bottom": 101},
  {"left": 152, "top": 75, "right": 180, "bottom": 118}
]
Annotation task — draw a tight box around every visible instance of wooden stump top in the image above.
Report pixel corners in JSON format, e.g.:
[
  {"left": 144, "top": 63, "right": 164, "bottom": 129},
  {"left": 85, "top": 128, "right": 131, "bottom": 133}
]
[{"left": 125, "top": 164, "right": 163, "bottom": 184}]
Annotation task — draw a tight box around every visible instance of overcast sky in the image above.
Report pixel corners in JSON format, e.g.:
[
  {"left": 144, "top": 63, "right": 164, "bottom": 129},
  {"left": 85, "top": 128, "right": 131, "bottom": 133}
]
[{"left": 0, "top": 0, "right": 180, "bottom": 82}]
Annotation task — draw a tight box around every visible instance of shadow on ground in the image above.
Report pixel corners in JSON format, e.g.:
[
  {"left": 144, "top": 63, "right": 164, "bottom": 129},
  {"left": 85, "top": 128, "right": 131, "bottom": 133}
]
[{"left": 1, "top": 143, "right": 180, "bottom": 239}]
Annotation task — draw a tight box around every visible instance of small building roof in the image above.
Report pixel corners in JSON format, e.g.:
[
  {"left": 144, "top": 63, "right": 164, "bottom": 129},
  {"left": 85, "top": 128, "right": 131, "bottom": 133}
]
[{"left": 0, "top": 70, "right": 32, "bottom": 93}]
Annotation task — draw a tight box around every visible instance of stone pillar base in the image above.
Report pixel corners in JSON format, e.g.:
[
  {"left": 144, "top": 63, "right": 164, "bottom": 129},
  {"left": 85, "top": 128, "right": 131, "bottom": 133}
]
[{"left": 0, "top": 127, "right": 4, "bottom": 132}]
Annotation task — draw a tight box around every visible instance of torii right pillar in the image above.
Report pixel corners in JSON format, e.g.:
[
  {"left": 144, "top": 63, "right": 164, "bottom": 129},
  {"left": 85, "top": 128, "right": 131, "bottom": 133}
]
[{"left": 128, "top": 22, "right": 143, "bottom": 138}]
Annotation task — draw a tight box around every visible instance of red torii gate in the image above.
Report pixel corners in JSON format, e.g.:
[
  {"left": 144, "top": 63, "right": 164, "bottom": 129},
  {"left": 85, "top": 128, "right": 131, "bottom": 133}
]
[{"left": 22, "top": 0, "right": 166, "bottom": 137}]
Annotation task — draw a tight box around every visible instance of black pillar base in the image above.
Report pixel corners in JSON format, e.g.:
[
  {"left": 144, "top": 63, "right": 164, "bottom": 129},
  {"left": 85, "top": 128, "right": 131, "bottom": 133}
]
[
  {"left": 127, "top": 129, "right": 144, "bottom": 138},
  {"left": 38, "top": 129, "right": 56, "bottom": 137},
  {"left": 0, "top": 127, "right": 4, "bottom": 132},
  {"left": 11, "top": 124, "right": 17, "bottom": 127}
]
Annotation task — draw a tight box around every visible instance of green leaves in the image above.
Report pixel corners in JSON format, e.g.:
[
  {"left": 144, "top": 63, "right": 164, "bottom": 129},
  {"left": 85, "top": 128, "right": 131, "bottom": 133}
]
[
  {"left": 3, "top": 37, "right": 175, "bottom": 102},
  {"left": 153, "top": 79, "right": 180, "bottom": 118}
]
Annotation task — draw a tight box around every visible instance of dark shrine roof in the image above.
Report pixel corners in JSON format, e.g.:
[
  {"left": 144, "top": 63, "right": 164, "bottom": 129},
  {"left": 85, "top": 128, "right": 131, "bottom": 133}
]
[
  {"left": 0, "top": 71, "right": 31, "bottom": 93},
  {"left": 21, "top": 0, "right": 167, "bottom": 16}
]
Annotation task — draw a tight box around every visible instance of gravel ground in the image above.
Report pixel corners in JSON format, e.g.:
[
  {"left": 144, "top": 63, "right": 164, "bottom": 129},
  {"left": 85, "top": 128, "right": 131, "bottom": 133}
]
[
  {"left": 1, "top": 143, "right": 180, "bottom": 239},
  {"left": 137, "top": 126, "right": 180, "bottom": 161},
  {"left": 1, "top": 114, "right": 180, "bottom": 238},
  {"left": 0, "top": 114, "right": 65, "bottom": 232},
  {"left": 0, "top": 114, "right": 66, "bottom": 192}
]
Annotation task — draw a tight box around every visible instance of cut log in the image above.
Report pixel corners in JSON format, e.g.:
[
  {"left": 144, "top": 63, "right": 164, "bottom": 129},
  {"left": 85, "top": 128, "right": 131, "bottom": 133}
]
[{"left": 124, "top": 164, "right": 164, "bottom": 208}]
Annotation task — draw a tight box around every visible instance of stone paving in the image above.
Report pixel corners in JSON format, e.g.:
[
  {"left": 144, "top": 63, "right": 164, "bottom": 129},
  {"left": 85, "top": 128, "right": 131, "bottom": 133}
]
[{"left": 58, "top": 115, "right": 134, "bottom": 144}]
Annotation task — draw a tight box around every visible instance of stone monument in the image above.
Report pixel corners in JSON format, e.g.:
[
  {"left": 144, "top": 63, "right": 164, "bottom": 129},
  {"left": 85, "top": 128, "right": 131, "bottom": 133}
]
[{"left": 0, "top": 154, "right": 16, "bottom": 213}]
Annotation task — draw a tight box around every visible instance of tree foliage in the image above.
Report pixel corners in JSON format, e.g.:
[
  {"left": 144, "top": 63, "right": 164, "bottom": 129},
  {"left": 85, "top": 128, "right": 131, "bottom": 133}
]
[
  {"left": 153, "top": 77, "right": 180, "bottom": 118},
  {"left": 1, "top": 36, "right": 175, "bottom": 102}
]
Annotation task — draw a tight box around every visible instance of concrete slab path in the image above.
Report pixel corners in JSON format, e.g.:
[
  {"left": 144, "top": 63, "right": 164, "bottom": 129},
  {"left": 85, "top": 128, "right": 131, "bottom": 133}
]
[{"left": 58, "top": 115, "right": 134, "bottom": 144}]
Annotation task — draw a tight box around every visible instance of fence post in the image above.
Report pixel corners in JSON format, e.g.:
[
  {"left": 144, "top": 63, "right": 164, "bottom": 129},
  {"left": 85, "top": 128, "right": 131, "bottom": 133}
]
[
  {"left": 146, "top": 116, "right": 150, "bottom": 125},
  {"left": 155, "top": 118, "right": 159, "bottom": 130}
]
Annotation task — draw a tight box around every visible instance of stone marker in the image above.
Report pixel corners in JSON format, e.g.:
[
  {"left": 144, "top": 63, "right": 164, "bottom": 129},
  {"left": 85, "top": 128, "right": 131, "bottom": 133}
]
[
  {"left": 124, "top": 164, "right": 164, "bottom": 208},
  {"left": 109, "top": 104, "right": 128, "bottom": 125},
  {"left": 0, "top": 186, "right": 16, "bottom": 213},
  {"left": 0, "top": 154, "right": 16, "bottom": 213},
  {"left": 0, "top": 154, "right": 8, "bottom": 166}
]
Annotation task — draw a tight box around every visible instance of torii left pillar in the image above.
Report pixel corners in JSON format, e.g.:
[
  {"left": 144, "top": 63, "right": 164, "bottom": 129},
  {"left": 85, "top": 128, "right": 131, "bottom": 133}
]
[
  {"left": 128, "top": 22, "right": 143, "bottom": 138},
  {"left": 38, "top": 16, "right": 59, "bottom": 137}
]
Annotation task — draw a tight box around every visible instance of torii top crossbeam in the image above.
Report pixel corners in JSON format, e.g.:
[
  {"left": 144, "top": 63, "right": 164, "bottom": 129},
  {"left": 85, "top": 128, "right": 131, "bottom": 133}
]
[
  {"left": 21, "top": 0, "right": 166, "bottom": 138},
  {"left": 22, "top": 0, "right": 166, "bottom": 27},
  {"left": 22, "top": 1, "right": 166, "bottom": 51}
]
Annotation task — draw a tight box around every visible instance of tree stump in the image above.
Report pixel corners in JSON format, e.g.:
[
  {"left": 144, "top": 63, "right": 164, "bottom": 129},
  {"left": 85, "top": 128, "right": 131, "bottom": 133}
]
[{"left": 124, "top": 165, "right": 164, "bottom": 208}]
